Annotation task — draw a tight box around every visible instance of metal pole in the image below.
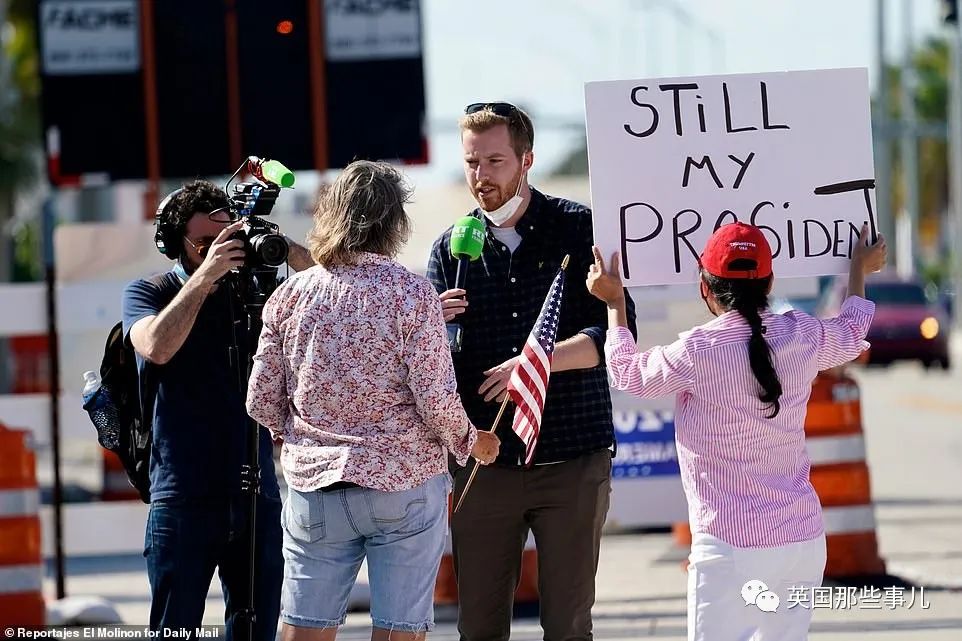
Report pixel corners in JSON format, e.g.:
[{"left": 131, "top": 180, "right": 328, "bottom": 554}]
[
  {"left": 950, "top": 16, "right": 962, "bottom": 328},
  {"left": 308, "top": 0, "right": 330, "bottom": 170},
  {"left": 875, "top": 0, "right": 896, "bottom": 257},
  {"left": 0, "top": 0, "right": 10, "bottom": 112},
  {"left": 709, "top": 30, "right": 725, "bottom": 74},
  {"left": 0, "top": 0, "right": 12, "bottom": 430},
  {"left": 43, "top": 197, "right": 66, "bottom": 599},
  {"left": 224, "top": 0, "right": 243, "bottom": 169},
  {"left": 899, "top": 0, "right": 919, "bottom": 278},
  {"left": 640, "top": 0, "right": 720, "bottom": 77},
  {"left": 645, "top": 4, "right": 660, "bottom": 77},
  {"left": 620, "top": 0, "right": 633, "bottom": 77},
  {"left": 140, "top": 0, "right": 160, "bottom": 220},
  {"left": 672, "top": 4, "right": 691, "bottom": 75}
]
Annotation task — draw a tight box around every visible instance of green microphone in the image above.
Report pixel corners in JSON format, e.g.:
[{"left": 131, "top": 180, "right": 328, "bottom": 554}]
[
  {"left": 448, "top": 216, "right": 486, "bottom": 352},
  {"left": 451, "top": 215, "right": 486, "bottom": 268},
  {"left": 250, "top": 157, "right": 296, "bottom": 188}
]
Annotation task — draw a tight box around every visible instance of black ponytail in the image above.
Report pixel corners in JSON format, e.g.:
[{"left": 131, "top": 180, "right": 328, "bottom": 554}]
[{"left": 702, "top": 265, "right": 783, "bottom": 418}]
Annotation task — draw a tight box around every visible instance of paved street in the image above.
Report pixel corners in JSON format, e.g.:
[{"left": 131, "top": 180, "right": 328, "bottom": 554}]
[
  {"left": 853, "top": 359, "right": 962, "bottom": 594},
  {"left": 42, "top": 350, "right": 962, "bottom": 639}
]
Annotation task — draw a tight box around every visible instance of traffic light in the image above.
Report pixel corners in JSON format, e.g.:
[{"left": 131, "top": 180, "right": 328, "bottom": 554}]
[
  {"left": 233, "top": 0, "right": 429, "bottom": 169},
  {"left": 234, "top": 0, "right": 316, "bottom": 172},
  {"left": 37, "top": 0, "right": 428, "bottom": 184}
]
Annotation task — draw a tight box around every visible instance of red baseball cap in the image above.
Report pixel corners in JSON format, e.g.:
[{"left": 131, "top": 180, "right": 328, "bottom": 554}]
[{"left": 700, "top": 222, "right": 773, "bottom": 279}]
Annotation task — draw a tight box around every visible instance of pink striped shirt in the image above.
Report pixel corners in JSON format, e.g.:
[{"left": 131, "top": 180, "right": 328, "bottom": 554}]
[{"left": 605, "top": 296, "right": 875, "bottom": 548}]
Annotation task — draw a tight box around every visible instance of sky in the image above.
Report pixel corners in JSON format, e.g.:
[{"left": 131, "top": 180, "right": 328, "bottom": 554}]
[
  {"left": 411, "top": 0, "right": 949, "bottom": 184},
  {"left": 28, "top": 0, "right": 956, "bottom": 222}
]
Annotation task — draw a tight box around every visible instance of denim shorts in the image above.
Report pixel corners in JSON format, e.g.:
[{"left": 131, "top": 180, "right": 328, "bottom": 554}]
[{"left": 280, "top": 473, "right": 450, "bottom": 632}]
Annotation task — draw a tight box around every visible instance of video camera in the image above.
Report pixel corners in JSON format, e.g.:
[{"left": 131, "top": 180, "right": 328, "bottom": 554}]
[{"left": 224, "top": 156, "right": 295, "bottom": 268}]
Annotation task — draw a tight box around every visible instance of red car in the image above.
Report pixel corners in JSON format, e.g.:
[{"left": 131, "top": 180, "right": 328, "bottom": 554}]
[{"left": 819, "top": 274, "right": 951, "bottom": 370}]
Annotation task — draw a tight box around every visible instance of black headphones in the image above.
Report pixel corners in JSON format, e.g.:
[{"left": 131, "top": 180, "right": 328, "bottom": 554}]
[{"left": 154, "top": 188, "right": 184, "bottom": 260}]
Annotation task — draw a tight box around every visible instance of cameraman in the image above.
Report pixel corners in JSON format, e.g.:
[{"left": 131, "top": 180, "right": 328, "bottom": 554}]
[{"left": 122, "top": 180, "right": 312, "bottom": 639}]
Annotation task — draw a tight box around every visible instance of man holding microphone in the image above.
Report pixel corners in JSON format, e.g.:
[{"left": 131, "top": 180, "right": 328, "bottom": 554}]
[{"left": 427, "top": 102, "right": 637, "bottom": 640}]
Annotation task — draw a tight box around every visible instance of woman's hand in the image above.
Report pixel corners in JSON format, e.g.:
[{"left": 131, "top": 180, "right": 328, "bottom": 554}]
[
  {"left": 847, "top": 223, "right": 887, "bottom": 300},
  {"left": 852, "top": 223, "right": 887, "bottom": 275},
  {"left": 471, "top": 430, "right": 501, "bottom": 465},
  {"left": 586, "top": 246, "right": 626, "bottom": 306}
]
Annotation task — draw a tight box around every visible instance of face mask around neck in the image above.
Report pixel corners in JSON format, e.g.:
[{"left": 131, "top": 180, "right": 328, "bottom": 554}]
[{"left": 481, "top": 172, "right": 525, "bottom": 226}]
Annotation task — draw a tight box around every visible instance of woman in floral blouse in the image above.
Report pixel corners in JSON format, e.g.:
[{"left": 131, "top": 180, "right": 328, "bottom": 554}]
[{"left": 247, "top": 160, "right": 499, "bottom": 641}]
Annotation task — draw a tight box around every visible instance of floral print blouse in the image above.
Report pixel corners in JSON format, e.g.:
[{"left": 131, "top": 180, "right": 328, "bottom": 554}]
[{"left": 247, "top": 252, "right": 477, "bottom": 492}]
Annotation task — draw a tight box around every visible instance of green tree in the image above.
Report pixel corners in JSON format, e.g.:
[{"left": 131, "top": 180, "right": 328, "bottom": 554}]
[
  {"left": 1, "top": 0, "right": 42, "bottom": 283},
  {"left": 1, "top": 0, "right": 41, "bottom": 393},
  {"left": 878, "top": 35, "right": 954, "bottom": 291},
  {"left": 908, "top": 36, "right": 949, "bottom": 233}
]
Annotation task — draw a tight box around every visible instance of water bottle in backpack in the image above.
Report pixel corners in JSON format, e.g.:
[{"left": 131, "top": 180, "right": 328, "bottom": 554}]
[{"left": 83, "top": 370, "right": 120, "bottom": 450}]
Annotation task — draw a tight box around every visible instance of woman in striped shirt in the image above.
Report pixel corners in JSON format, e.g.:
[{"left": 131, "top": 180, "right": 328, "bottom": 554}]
[{"left": 586, "top": 222, "right": 886, "bottom": 641}]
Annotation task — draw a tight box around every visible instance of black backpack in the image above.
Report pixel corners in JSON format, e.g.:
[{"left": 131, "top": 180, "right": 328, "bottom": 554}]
[{"left": 84, "top": 321, "right": 156, "bottom": 503}]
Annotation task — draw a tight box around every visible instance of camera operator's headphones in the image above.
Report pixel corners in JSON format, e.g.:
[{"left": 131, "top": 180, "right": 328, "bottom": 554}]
[{"left": 154, "top": 188, "right": 184, "bottom": 260}]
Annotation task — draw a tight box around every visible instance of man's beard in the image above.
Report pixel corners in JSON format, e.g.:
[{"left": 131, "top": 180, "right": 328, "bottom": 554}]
[{"left": 473, "top": 167, "right": 523, "bottom": 211}]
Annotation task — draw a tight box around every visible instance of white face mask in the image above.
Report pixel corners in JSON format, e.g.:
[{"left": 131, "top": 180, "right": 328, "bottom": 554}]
[{"left": 481, "top": 172, "right": 525, "bottom": 226}]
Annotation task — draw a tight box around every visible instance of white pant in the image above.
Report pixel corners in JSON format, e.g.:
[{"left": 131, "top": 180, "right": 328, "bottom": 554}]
[{"left": 687, "top": 532, "right": 827, "bottom": 641}]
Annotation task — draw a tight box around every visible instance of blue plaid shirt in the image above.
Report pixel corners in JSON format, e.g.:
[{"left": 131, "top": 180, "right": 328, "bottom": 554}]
[{"left": 427, "top": 188, "right": 637, "bottom": 466}]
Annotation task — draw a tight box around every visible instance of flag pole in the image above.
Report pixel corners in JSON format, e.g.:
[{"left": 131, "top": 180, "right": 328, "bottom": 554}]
[
  {"left": 454, "top": 396, "right": 511, "bottom": 513},
  {"left": 453, "top": 255, "right": 571, "bottom": 514}
]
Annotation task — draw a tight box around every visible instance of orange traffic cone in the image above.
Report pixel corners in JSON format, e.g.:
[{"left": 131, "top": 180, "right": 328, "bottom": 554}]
[
  {"left": 673, "top": 370, "right": 885, "bottom": 577},
  {"left": 0, "top": 422, "right": 45, "bottom": 628}
]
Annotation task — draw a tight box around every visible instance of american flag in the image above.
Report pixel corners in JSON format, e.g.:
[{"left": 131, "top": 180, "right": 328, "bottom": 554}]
[{"left": 507, "top": 264, "right": 566, "bottom": 465}]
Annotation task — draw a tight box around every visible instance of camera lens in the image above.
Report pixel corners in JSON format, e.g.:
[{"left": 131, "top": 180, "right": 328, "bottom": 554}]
[{"left": 251, "top": 233, "right": 289, "bottom": 267}]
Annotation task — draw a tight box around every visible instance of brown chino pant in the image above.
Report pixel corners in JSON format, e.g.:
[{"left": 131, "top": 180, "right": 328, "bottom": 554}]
[{"left": 451, "top": 449, "right": 612, "bottom": 641}]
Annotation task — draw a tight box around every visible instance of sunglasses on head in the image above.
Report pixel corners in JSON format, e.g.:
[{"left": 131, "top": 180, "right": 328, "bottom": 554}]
[
  {"left": 464, "top": 102, "right": 519, "bottom": 117},
  {"left": 464, "top": 102, "right": 533, "bottom": 147}
]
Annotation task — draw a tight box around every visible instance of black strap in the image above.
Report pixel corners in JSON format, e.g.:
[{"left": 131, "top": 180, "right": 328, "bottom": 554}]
[{"left": 319, "top": 481, "right": 361, "bottom": 492}]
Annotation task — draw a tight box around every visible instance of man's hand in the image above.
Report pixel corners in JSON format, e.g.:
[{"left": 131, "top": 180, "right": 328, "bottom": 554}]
[
  {"left": 471, "top": 430, "right": 500, "bottom": 465},
  {"left": 479, "top": 356, "right": 519, "bottom": 403},
  {"left": 586, "top": 246, "right": 626, "bottom": 306},
  {"left": 128, "top": 223, "right": 243, "bottom": 365},
  {"left": 193, "top": 221, "right": 246, "bottom": 289},
  {"left": 439, "top": 288, "right": 468, "bottom": 322}
]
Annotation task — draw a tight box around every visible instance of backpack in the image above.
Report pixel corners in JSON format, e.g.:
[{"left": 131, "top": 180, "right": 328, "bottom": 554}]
[{"left": 84, "top": 321, "right": 156, "bottom": 503}]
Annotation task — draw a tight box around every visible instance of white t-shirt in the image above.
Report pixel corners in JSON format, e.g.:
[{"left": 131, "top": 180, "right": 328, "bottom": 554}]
[{"left": 489, "top": 225, "right": 523, "bottom": 253}]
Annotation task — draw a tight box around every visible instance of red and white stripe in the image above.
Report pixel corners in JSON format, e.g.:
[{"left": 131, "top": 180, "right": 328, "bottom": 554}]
[
  {"left": 604, "top": 296, "right": 876, "bottom": 548},
  {"left": 509, "top": 335, "right": 551, "bottom": 464}
]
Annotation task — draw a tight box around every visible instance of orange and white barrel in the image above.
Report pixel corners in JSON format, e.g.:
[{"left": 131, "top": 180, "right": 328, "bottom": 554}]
[
  {"left": 805, "top": 371, "right": 885, "bottom": 577},
  {"left": 673, "top": 370, "right": 885, "bottom": 578},
  {"left": 101, "top": 450, "right": 140, "bottom": 501},
  {"left": 0, "top": 422, "right": 45, "bottom": 628}
]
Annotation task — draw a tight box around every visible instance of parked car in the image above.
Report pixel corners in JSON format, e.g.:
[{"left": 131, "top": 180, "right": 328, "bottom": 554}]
[{"left": 818, "top": 273, "right": 951, "bottom": 369}]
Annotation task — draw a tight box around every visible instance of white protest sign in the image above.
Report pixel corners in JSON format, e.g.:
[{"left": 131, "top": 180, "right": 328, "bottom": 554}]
[{"left": 585, "top": 68, "right": 877, "bottom": 286}]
